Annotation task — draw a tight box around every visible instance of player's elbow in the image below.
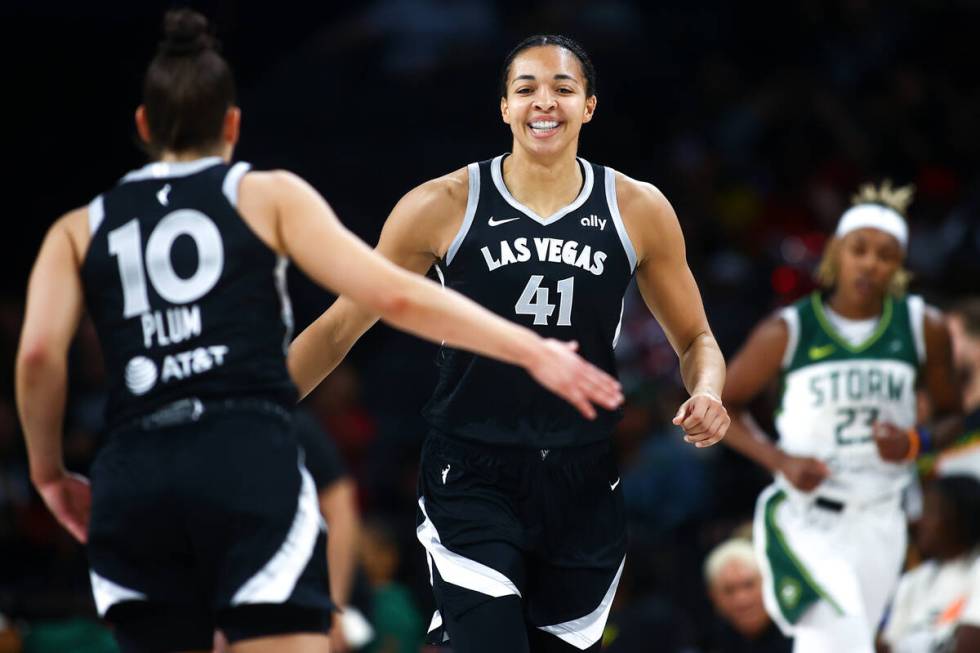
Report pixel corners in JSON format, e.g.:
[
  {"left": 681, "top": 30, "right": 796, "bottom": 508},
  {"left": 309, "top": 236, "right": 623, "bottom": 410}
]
[
  {"left": 372, "top": 285, "right": 415, "bottom": 322},
  {"left": 17, "top": 340, "right": 57, "bottom": 374}
]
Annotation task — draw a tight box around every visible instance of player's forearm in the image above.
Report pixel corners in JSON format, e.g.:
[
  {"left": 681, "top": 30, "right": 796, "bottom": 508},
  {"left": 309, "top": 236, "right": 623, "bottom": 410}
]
[
  {"left": 678, "top": 331, "right": 726, "bottom": 399},
  {"left": 321, "top": 479, "right": 360, "bottom": 607},
  {"left": 288, "top": 298, "right": 379, "bottom": 400},
  {"left": 378, "top": 272, "right": 542, "bottom": 371},
  {"left": 15, "top": 350, "right": 69, "bottom": 484},
  {"left": 725, "top": 411, "right": 786, "bottom": 473}
]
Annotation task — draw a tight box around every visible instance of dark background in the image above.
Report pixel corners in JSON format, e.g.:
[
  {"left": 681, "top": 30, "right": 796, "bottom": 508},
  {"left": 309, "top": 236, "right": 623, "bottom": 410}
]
[{"left": 1, "top": 1, "right": 979, "bottom": 651}]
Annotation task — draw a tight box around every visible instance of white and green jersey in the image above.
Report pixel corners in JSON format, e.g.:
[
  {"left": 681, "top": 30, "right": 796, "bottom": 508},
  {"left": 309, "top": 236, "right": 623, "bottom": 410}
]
[{"left": 774, "top": 292, "right": 926, "bottom": 503}]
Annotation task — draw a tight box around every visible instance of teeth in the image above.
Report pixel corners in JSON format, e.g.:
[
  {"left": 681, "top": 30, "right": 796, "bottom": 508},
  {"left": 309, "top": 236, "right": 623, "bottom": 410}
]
[{"left": 530, "top": 121, "right": 559, "bottom": 130}]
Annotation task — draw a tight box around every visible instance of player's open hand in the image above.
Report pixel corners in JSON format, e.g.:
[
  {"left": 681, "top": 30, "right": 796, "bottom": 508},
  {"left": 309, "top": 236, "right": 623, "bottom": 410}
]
[
  {"left": 35, "top": 472, "right": 91, "bottom": 544},
  {"left": 672, "top": 391, "right": 730, "bottom": 448},
  {"left": 527, "top": 340, "right": 624, "bottom": 420},
  {"left": 777, "top": 454, "right": 830, "bottom": 492},
  {"left": 872, "top": 421, "right": 912, "bottom": 462}
]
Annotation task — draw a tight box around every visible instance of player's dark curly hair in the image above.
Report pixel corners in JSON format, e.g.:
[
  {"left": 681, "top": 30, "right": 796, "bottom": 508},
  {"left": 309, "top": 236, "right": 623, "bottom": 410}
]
[
  {"left": 142, "top": 9, "right": 236, "bottom": 156},
  {"left": 499, "top": 35, "right": 596, "bottom": 99}
]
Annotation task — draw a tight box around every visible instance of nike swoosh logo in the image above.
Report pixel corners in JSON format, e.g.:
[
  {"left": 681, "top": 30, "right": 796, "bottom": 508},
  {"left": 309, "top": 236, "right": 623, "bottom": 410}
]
[
  {"left": 809, "top": 344, "right": 836, "bottom": 360},
  {"left": 610, "top": 477, "right": 621, "bottom": 491},
  {"left": 488, "top": 216, "right": 520, "bottom": 227}
]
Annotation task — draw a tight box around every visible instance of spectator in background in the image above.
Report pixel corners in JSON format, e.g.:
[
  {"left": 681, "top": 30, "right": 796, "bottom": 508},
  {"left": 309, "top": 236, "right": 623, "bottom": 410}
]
[
  {"left": 933, "top": 299, "right": 980, "bottom": 479},
  {"left": 881, "top": 475, "right": 980, "bottom": 653},
  {"left": 704, "top": 538, "right": 790, "bottom": 653},
  {"left": 359, "top": 517, "right": 423, "bottom": 653}
]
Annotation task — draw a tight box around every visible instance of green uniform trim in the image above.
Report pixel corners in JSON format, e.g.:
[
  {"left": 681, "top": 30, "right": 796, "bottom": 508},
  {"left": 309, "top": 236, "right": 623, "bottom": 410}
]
[
  {"left": 763, "top": 490, "right": 844, "bottom": 623},
  {"left": 811, "top": 292, "right": 894, "bottom": 354}
]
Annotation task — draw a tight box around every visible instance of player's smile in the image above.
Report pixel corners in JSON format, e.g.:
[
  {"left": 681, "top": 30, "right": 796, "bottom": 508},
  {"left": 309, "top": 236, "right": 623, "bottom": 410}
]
[{"left": 527, "top": 118, "right": 562, "bottom": 139}]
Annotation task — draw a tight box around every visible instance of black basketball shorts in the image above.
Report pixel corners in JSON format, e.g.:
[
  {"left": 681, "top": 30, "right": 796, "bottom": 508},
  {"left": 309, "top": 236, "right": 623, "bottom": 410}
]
[
  {"left": 86, "top": 398, "right": 333, "bottom": 652},
  {"left": 417, "top": 432, "right": 627, "bottom": 650}
]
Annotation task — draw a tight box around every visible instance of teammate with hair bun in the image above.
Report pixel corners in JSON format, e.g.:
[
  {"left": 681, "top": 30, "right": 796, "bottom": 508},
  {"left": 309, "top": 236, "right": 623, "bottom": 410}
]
[
  {"left": 290, "top": 35, "right": 729, "bottom": 653},
  {"left": 15, "top": 13, "right": 622, "bottom": 653},
  {"left": 721, "top": 182, "right": 962, "bottom": 653}
]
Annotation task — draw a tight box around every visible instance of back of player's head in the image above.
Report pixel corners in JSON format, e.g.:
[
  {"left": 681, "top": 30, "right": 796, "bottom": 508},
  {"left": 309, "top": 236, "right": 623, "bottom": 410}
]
[
  {"left": 499, "top": 35, "right": 597, "bottom": 99},
  {"left": 142, "top": 9, "right": 236, "bottom": 156}
]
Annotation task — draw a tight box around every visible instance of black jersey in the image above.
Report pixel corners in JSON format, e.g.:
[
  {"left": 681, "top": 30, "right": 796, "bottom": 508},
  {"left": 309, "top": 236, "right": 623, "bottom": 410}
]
[
  {"left": 81, "top": 157, "right": 297, "bottom": 429},
  {"left": 423, "top": 155, "right": 637, "bottom": 448}
]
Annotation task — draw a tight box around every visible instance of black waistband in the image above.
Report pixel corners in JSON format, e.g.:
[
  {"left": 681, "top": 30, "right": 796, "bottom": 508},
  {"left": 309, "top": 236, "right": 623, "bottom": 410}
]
[
  {"left": 426, "top": 429, "right": 611, "bottom": 464},
  {"left": 118, "top": 397, "right": 292, "bottom": 432}
]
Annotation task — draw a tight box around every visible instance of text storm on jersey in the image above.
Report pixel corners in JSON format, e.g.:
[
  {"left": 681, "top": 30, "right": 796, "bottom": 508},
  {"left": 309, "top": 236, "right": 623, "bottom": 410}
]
[{"left": 481, "top": 238, "right": 607, "bottom": 275}]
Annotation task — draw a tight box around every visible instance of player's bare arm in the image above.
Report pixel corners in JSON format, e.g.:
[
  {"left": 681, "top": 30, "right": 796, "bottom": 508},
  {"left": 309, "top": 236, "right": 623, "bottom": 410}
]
[
  {"left": 874, "top": 305, "right": 963, "bottom": 461},
  {"left": 616, "top": 173, "right": 729, "bottom": 447},
  {"left": 721, "top": 315, "right": 830, "bottom": 491},
  {"left": 16, "top": 207, "right": 93, "bottom": 543},
  {"left": 244, "top": 170, "right": 622, "bottom": 419},
  {"left": 283, "top": 168, "right": 468, "bottom": 398}
]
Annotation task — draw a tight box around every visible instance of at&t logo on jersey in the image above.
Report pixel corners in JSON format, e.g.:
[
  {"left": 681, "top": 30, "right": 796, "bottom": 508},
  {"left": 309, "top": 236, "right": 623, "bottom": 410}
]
[{"left": 124, "top": 345, "right": 230, "bottom": 395}]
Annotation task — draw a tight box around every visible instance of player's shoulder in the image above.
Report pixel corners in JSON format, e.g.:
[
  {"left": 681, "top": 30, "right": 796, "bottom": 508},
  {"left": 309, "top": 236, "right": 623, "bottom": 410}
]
[
  {"left": 402, "top": 166, "right": 471, "bottom": 212},
  {"left": 52, "top": 206, "right": 90, "bottom": 265},
  {"left": 611, "top": 170, "right": 672, "bottom": 219}
]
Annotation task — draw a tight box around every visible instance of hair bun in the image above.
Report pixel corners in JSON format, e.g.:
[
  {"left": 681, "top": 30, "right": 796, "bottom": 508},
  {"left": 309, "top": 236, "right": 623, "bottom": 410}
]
[{"left": 160, "top": 9, "right": 215, "bottom": 57}]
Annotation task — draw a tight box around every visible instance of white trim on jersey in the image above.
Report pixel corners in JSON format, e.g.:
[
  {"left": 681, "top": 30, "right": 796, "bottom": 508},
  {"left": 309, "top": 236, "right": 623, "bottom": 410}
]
[
  {"left": 416, "top": 497, "right": 522, "bottom": 599},
  {"left": 907, "top": 295, "right": 927, "bottom": 365},
  {"left": 88, "top": 194, "right": 105, "bottom": 236},
  {"left": 537, "top": 556, "right": 626, "bottom": 650},
  {"left": 222, "top": 161, "right": 252, "bottom": 207},
  {"left": 89, "top": 569, "right": 147, "bottom": 617},
  {"left": 612, "top": 298, "right": 625, "bottom": 349},
  {"left": 490, "top": 155, "right": 594, "bottom": 226},
  {"left": 603, "top": 167, "right": 638, "bottom": 272},
  {"left": 779, "top": 306, "right": 801, "bottom": 369},
  {"left": 274, "top": 256, "right": 295, "bottom": 355},
  {"left": 121, "top": 156, "right": 224, "bottom": 184},
  {"left": 445, "top": 163, "right": 481, "bottom": 266},
  {"left": 231, "top": 458, "right": 325, "bottom": 606}
]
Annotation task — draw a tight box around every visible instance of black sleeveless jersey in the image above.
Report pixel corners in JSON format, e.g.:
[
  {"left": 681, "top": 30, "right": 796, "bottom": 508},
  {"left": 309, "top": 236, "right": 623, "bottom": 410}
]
[
  {"left": 81, "top": 157, "right": 297, "bottom": 429},
  {"left": 423, "top": 155, "right": 637, "bottom": 448}
]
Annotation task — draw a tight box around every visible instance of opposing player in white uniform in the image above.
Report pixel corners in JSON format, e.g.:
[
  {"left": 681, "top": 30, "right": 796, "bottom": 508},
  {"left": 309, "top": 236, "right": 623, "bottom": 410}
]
[{"left": 720, "top": 182, "right": 961, "bottom": 653}]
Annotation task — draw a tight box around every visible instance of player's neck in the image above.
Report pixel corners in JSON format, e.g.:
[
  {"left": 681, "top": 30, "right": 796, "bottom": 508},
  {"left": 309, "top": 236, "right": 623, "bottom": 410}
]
[
  {"left": 158, "top": 144, "right": 232, "bottom": 163},
  {"left": 825, "top": 290, "right": 883, "bottom": 321},
  {"left": 503, "top": 147, "right": 583, "bottom": 217}
]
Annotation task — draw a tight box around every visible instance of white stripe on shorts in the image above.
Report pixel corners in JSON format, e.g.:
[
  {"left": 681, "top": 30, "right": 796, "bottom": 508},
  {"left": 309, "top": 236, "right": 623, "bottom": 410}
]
[
  {"left": 231, "top": 457, "right": 325, "bottom": 605},
  {"left": 416, "top": 497, "right": 521, "bottom": 599},
  {"left": 89, "top": 569, "right": 147, "bottom": 617},
  {"left": 536, "top": 556, "right": 625, "bottom": 650}
]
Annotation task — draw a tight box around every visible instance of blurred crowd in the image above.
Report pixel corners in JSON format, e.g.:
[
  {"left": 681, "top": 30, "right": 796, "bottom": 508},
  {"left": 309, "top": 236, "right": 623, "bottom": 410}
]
[{"left": 3, "top": 1, "right": 980, "bottom": 651}]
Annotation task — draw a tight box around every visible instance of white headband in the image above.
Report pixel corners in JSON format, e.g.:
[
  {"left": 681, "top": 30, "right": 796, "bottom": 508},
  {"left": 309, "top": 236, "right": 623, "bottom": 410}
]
[{"left": 835, "top": 203, "right": 908, "bottom": 251}]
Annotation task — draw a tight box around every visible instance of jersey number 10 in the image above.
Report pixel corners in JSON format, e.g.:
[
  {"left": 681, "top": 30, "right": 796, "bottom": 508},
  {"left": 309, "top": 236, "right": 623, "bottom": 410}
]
[{"left": 108, "top": 210, "right": 225, "bottom": 318}]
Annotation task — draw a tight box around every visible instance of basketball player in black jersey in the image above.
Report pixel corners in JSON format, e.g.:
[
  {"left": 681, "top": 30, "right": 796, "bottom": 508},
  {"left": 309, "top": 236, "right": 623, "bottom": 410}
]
[
  {"left": 290, "top": 36, "right": 730, "bottom": 652},
  {"left": 14, "top": 15, "right": 622, "bottom": 653}
]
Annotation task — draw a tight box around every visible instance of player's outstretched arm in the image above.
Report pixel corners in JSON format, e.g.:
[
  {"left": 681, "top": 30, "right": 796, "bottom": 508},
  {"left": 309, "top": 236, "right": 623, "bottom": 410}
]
[
  {"left": 285, "top": 173, "right": 459, "bottom": 399},
  {"left": 721, "top": 315, "right": 829, "bottom": 491},
  {"left": 259, "top": 171, "right": 623, "bottom": 418},
  {"left": 616, "top": 175, "right": 728, "bottom": 447},
  {"left": 16, "top": 209, "right": 92, "bottom": 543}
]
